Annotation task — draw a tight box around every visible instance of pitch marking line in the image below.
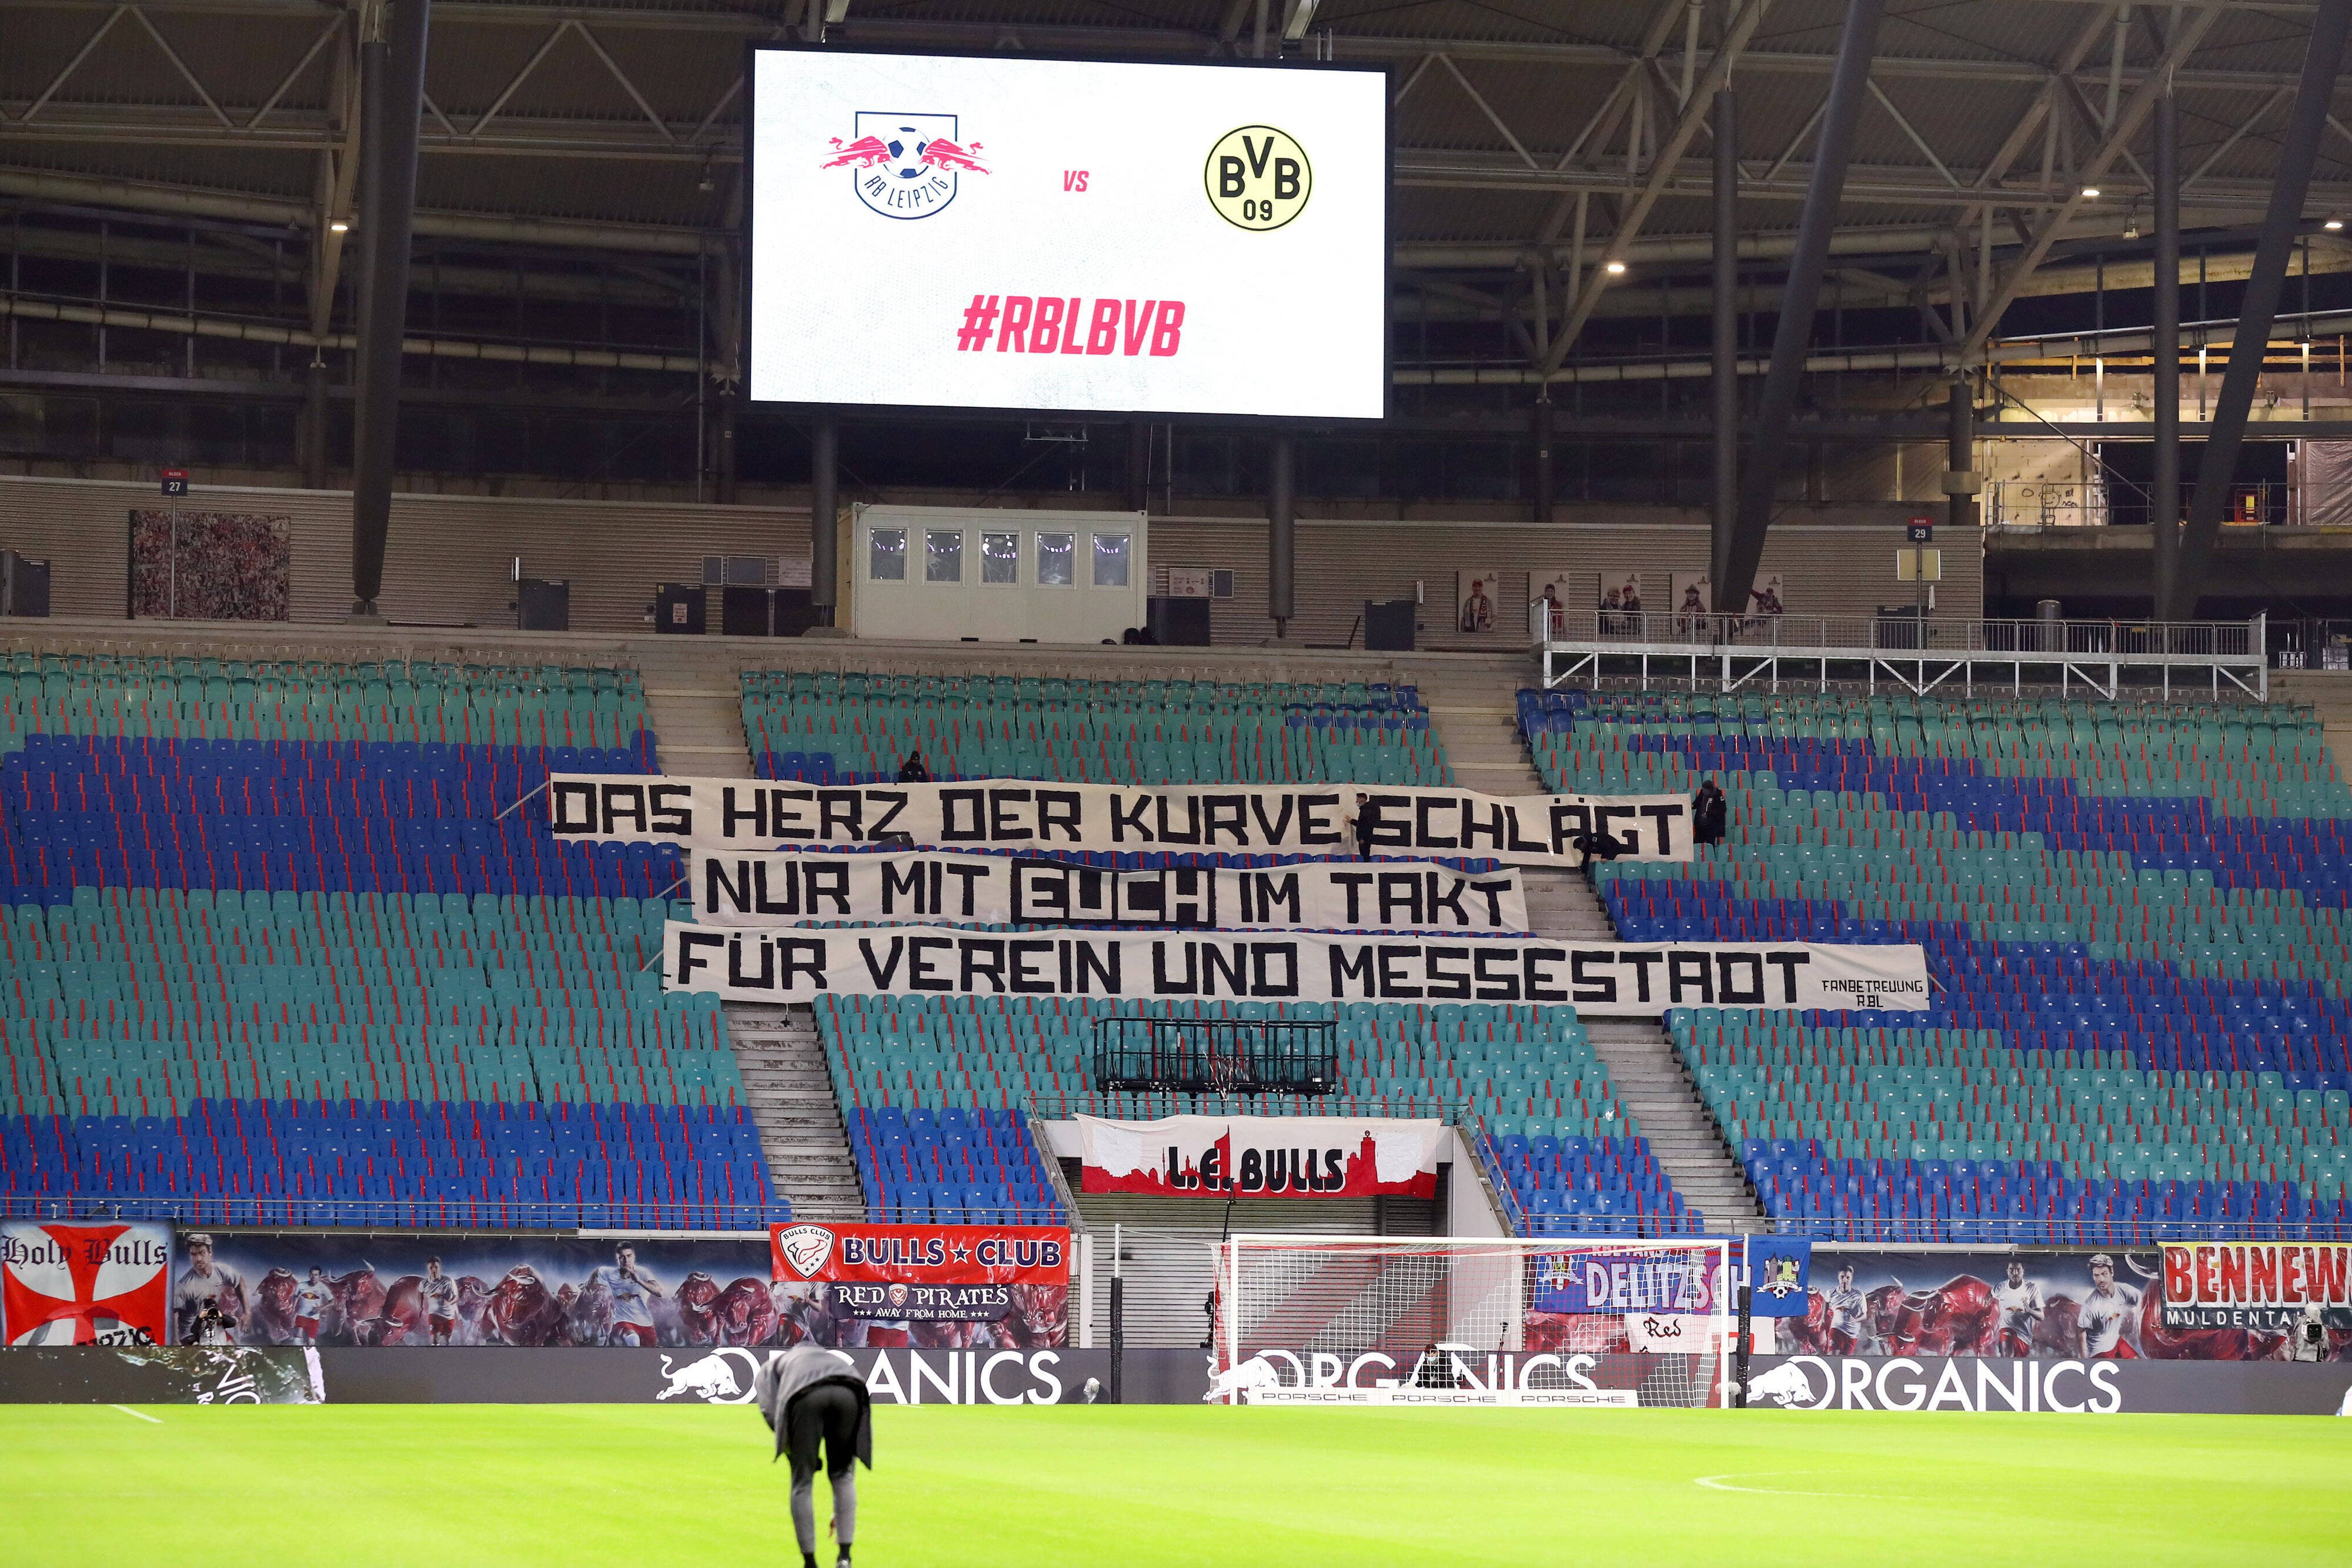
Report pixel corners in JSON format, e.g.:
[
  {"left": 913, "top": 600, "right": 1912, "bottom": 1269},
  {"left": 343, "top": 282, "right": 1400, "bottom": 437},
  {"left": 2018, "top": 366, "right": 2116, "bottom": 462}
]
[
  {"left": 111, "top": 1405, "right": 162, "bottom": 1424},
  {"left": 1695, "top": 1470, "right": 1889, "bottom": 1500}
]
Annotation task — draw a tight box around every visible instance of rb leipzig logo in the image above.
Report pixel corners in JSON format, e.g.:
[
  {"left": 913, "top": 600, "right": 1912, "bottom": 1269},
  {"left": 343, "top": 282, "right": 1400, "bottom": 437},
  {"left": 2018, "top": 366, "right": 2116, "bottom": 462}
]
[{"left": 819, "top": 112, "right": 988, "bottom": 219}]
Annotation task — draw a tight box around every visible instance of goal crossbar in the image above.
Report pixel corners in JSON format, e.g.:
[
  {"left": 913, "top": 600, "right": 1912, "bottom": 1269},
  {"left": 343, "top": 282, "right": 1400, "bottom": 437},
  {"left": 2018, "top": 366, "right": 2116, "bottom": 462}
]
[{"left": 1214, "top": 1233, "right": 1737, "bottom": 1409}]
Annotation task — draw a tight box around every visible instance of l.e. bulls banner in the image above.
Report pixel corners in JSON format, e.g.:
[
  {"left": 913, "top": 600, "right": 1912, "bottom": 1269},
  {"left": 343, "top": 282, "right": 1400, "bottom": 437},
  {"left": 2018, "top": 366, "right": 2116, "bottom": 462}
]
[
  {"left": 769, "top": 1222, "right": 1070, "bottom": 1347},
  {"left": 2161, "top": 1242, "right": 2352, "bottom": 1330},
  {"left": 2, "top": 1222, "right": 172, "bottom": 1347},
  {"left": 1076, "top": 1114, "right": 1445, "bottom": 1198}
]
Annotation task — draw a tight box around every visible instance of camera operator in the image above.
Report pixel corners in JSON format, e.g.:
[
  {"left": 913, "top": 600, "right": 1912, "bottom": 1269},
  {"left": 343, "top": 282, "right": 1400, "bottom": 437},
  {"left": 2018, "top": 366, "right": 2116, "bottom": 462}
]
[{"left": 182, "top": 1295, "right": 236, "bottom": 1348}]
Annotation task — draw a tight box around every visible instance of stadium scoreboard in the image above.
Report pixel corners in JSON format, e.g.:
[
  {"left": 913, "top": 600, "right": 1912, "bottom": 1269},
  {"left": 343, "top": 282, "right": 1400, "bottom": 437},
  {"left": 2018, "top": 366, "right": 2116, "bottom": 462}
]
[{"left": 746, "top": 46, "right": 1389, "bottom": 420}]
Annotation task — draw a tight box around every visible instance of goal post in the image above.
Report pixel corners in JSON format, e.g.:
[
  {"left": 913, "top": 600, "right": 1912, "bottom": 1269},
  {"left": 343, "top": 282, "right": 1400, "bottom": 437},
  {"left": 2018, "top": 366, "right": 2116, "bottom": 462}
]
[{"left": 1212, "top": 1234, "right": 1738, "bottom": 1409}]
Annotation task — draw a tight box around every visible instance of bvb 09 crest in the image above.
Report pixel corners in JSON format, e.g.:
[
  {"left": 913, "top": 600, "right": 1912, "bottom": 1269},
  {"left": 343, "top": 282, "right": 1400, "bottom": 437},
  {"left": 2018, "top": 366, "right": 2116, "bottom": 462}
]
[
  {"left": 1205, "top": 125, "right": 1311, "bottom": 231},
  {"left": 818, "top": 112, "right": 990, "bottom": 219}
]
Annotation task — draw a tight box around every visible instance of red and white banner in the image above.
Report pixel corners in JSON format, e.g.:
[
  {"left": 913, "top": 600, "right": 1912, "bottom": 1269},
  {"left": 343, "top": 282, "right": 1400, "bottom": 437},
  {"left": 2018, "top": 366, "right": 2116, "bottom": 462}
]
[
  {"left": 2, "top": 1221, "right": 172, "bottom": 1346},
  {"left": 2161, "top": 1242, "right": 2352, "bottom": 1316},
  {"left": 769, "top": 1222, "right": 1071, "bottom": 1346},
  {"left": 1076, "top": 1114, "right": 1444, "bottom": 1198}
]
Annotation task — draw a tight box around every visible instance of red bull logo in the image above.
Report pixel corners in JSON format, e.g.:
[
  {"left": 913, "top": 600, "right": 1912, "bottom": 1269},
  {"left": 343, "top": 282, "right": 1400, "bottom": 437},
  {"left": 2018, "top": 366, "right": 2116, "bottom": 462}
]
[{"left": 822, "top": 112, "right": 987, "bottom": 219}]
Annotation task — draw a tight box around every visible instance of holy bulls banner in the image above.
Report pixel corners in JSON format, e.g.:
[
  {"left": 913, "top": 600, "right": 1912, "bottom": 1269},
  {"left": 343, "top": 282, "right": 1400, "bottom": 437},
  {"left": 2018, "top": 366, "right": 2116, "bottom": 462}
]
[
  {"left": 695, "top": 849, "right": 1530, "bottom": 932},
  {"left": 666, "top": 922, "right": 1933, "bottom": 1015},
  {"left": 1075, "top": 1114, "right": 1445, "bottom": 1198},
  {"left": 770, "top": 1223, "right": 1070, "bottom": 1346},
  {"left": 1, "top": 1222, "right": 173, "bottom": 1347},
  {"left": 549, "top": 774, "right": 1692, "bottom": 867}
]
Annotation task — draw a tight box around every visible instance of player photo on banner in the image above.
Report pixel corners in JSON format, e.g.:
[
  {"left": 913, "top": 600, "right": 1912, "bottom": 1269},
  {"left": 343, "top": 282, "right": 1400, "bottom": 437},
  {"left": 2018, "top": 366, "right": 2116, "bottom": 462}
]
[
  {"left": 2, "top": 1221, "right": 173, "bottom": 1346},
  {"left": 1532, "top": 571, "right": 1576, "bottom": 641},
  {"left": 171, "top": 1231, "right": 787, "bottom": 1349},
  {"left": 1778, "top": 1249, "right": 2351, "bottom": 1362},
  {"left": 1454, "top": 570, "right": 1502, "bottom": 636},
  {"left": 1598, "top": 571, "right": 1643, "bottom": 635},
  {"left": 1669, "top": 571, "right": 1713, "bottom": 635},
  {"left": 770, "top": 1222, "right": 1069, "bottom": 1348}
]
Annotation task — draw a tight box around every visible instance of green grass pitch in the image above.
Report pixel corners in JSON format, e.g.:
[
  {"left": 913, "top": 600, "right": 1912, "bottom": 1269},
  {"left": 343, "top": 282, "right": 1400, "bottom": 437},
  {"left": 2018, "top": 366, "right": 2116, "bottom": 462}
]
[{"left": 7, "top": 1403, "right": 2348, "bottom": 1566}]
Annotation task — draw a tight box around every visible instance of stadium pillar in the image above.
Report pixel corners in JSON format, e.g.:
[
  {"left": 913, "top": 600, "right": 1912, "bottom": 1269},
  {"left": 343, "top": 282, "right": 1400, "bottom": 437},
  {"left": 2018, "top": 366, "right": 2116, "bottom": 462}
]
[
  {"left": 1268, "top": 434, "right": 1296, "bottom": 639},
  {"left": 810, "top": 415, "right": 838, "bottom": 626},
  {"left": 2168, "top": 0, "right": 2351, "bottom": 621},
  {"left": 1946, "top": 378, "right": 1973, "bottom": 536},
  {"left": 2150, "top": 83, "right": 2181, "bottom": 621},
  {"left": 713, "top": 385, "right": 738, "bottom": 506},
  {"left": 1709, "top": 82, "right": 1738, "bottom": 588},
  {"left": 301, "top": 358, "right": 329, "bottom": 490},
  {"left": 347, "top": 0, "right": 430, "bottom": 621},
  {"left": 1125, "top": 418, "right": 1151, "bottom": 514},
  {"left": 350, "top": 35, "right": 384, "bottom": 388},
  {"left": 1530, "top": 396, "right": 1554, "bottom": 521},
  {"left": 1715, "top": 0, "right": 1885, "bottom": 614}
]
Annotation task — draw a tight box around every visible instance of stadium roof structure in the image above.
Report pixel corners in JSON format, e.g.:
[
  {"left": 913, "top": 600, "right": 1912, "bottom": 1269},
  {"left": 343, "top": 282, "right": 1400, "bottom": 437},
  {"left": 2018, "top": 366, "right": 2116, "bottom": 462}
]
[{"left": 3, "top": 0, "right": 2348, "bottom": 381}]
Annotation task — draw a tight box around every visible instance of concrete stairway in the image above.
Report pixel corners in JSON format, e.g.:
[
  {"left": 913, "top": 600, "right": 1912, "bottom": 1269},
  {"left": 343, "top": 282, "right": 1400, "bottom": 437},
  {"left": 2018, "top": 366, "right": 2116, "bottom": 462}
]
[
  {"left": 1527, "top": 871, "right": 1766, "bottom": 1235},
  {"left": 1415, "top": 668, "right": 1765, "bottom": 1234},
  {"left": 1406, "top": 656, "right": 1542, "bottom": 800},
  {"left": 726, "top": 1002, "right": 867, "bottom": 1221},
  {"left": 634, "top": 664, "right": 868, "bottom": 1221},
  {"left": 2271, "top": 670, "right": 2352, "bottom": 764},
  {"left": 637, "top": 644, "right": 754, "bottom": 778}
]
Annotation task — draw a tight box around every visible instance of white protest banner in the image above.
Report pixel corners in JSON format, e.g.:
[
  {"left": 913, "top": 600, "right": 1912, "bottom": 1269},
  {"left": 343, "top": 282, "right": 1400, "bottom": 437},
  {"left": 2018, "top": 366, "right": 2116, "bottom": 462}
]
[
  {"left": 693, "top": 850, "right": 1531, "bottom": 932},
  {"left": 1075, "top": 1114, "right": 1445, "bottom": 1198},
  {"left": 662, "top": 922, "right": 1931, "bottom": 1016},
  {"left": 548, "top": 774, "right": 1689, "bottom": 867}
]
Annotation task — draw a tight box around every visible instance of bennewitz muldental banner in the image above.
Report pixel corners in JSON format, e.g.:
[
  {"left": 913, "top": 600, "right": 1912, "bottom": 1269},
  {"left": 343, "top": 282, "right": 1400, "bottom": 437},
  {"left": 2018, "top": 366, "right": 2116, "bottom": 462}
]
[
  {"left": 693, "top": 848, "right": 1530, "bottom": 932},
  {"left": 548, "top": 773, "right": 1692, "bottom": 866},
  {"left": 663, "top": 922, "right": 1932, "bottom": 1015},
  {"left": 1075, "top": 1114, "right": 1445, "bottom": 1198}
]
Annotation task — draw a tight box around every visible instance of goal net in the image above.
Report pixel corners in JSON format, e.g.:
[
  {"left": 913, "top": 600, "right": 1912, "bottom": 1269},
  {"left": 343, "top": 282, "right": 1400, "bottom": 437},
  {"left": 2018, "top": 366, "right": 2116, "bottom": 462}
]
[{"left": 1211, "top": 1234, "right": 1735, "bottom": 1408}]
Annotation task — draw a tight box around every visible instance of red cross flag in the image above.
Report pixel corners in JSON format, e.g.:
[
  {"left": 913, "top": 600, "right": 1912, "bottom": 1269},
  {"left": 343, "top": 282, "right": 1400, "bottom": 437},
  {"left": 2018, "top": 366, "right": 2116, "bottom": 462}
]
[{"left": 2, "top": 1222, "right": 172, "bottom": 1346}]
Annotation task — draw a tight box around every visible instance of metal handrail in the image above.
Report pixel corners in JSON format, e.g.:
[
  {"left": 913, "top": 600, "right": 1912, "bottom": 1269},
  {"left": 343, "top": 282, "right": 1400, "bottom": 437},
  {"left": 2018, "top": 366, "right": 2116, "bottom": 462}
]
[
  {"left": 0, "top": 1193, "right": 813, "bottom": 1229},
  {"left": 1531, "top": 607, "right": 2263, "bottom": 658},
  {"left": 1091, "top": 1016, "right": 1338, "bottom": 1096}
]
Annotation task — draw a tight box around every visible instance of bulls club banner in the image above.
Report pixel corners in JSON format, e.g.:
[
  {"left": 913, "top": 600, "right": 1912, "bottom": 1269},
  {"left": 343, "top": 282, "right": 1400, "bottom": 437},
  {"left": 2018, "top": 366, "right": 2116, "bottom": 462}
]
[
  {"left": 2161, "top": 1242, "right": 2352, "bottom": 1330},
  {"left": 2, "top": 1222, "right": 172, "bottom": 1347},
  {"left": 550, "top": 774, "right": 1692, "bottom": 867},
  {"left": 770, "top": 1223, "right": 1070, "bottom": 1346},
  {"left": 696, "top": 849, "right": 1530, "bottom": 931},
  {"left": 1076, "top": 1114, "right": 1445, "bottom": 1198},
  {"left": 666, "top": 922, "right": 1932, "bottom": 1015}
]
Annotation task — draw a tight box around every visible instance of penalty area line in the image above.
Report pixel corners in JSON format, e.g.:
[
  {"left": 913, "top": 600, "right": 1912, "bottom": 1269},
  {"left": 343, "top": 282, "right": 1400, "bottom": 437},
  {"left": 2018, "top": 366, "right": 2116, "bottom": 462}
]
[
  {"left": 1694, "top": 1470, "right": 1888, "bottom": 1500},
  {"left": 111, "top": 1405, "right": 163, "bottom": 1424}
]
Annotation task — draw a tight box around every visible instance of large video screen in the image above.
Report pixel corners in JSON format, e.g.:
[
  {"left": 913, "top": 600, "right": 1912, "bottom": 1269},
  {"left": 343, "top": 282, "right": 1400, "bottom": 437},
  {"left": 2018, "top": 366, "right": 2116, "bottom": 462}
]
[{"left": 746, "top": 48, "right": 1388, "bottom": 420}]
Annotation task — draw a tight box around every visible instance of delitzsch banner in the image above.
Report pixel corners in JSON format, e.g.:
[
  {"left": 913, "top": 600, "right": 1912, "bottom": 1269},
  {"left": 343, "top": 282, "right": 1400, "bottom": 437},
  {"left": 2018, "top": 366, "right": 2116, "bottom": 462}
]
[
  {"left": 1076, "top": 1114, "right": 1445, "bottom": 1198},
  {"left": 770, "top": 1222, "right": 1070, "bottom": 1348}
]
